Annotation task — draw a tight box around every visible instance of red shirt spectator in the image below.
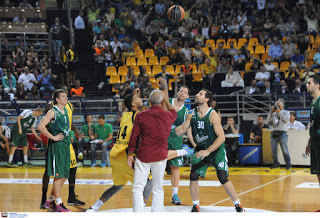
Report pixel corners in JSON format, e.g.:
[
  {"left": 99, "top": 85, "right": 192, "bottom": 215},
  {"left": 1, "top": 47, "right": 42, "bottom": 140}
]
[{"left": 128, "top": 105, "right": 177, "bottom": 163}]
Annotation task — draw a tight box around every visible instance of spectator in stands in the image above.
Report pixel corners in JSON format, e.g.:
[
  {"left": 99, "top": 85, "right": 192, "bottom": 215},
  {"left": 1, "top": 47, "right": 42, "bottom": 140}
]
[
  {"left": 113, "top": 46, "right": 124, "bottom": 67},
  {"left": 233, "top": 49, "right": 246, "bottom": 71},
  {"left": 37, "top": 66, "right": 56, "bottom": 98},
  {"left": 70, "top": 79, "right": 85, "bottom": 98},
  {"left": 13, "top": 11, "right": 26, "bottom": 24},
  {"left": 242, "top": 20, "right": 252, "bottom": 38},
  {"left": 292, "top": 78, "right": 306, "bottom": 99},
  {"left": 167, "top": 42, "right": 182, "bottom": 65},
  {"left": 217, "top": 58, "right": 229, "bottom": 74},
  {"left": 180, "top": 41, "right": 192, "bottom": 62},
  {"left": 312, "top": 46, "right": 320, "bottom": 68},
  {"left": 288, "top": 112, "right": 306, "bottom": 130},
  {"left": 155, "top": 65, "right": 173, "bottom": 84},
  {"left": 264, "top": 57, "right": 277, "bottom": 72},
  {"left": 125, "top": 67, "right": 137, "bottom": 87},
  {"left": 267, "top": 23, "right": 282, "bottom": 45},
  {"left": 249, "top": 116, "right": 269, "bottom": 143},
  {"left": 255, "top": 65, "right": 270, "bottom": 87},
  {"left": 228, "top": 41, "right": 238, "bottom": 57},
  {"left": 181, "top": 27, "right": 194, "bottom": 46},
  {"left": 268, "top": 36, "right": 282, "bottom": 62},
  {"left": 282, "top": 38, "right": 296, "bottom": 62},
  {"left": 267, "top": 99, "right": 291, "bottom": 169},
  {"left": 223, "top": 117, "right": 240, "bottom": 165},
  {"left": 104, "top": 7, "right": 115, "bottom": 23},
  {"left": 290, "top": 49, "right": 305, "bottom": 69},
  {"left": 2, "top": 70, "right": 16, "bottom": 99},
  {"left": 214, "top": 42, "right": 225, "bottom": 58},
  {"left": 270, "top": 67, "right": 285, "bottom": 85},
  {"left": 295, "top": 33, "right": 309, "bottom": 61},
  {"left": 137, "top": 67, "right": 149, "bottom": 91},
  {"left": 133, "top": 7, "right": 153, "bottom": 35},
  {"left": 27, "top": 46, "right": 38, "bottom": 62},
  {"left": 143, "top": 82, "right": 155, "bottom": 99},
  {"left": 15, "top": 83, "right": 28, "bottom": 100},
  {"left": 148, "top": 28, "right": 162, "bottom": 49},
  {"left": 58, "top": 45, "right": 69, "bottom": 87},
  {"left": 286, "top": 65, "right": 300, "bottom": 91},
  {"left": 0, "top": 121, "right": 10, "bottom": 157},
  {"left": 104, "top": 45, "right": 114, "bottom": 69},
  {"left": 93, "top": 20, "right": 108, "bottom": 40},
  {"left": 303, "top": 5, "right": 319, "bottom": 36},
  {"left": 77, "top": 114, "right": 95, "bottom": 167},
  {"left": 180, "top": 60, "right": 193, "bottom": 89},
  {"left": 90, "top": 114, "right": 113, "bottom": 168},
  {"left": 154, "top": 36, "right": 166, "bottom": 57},
  {"left": 201, "top": 58, "right": 215, "bottom": 86},
  {"left": 50, "top": 17, "right": 70, "bottom": 62},
  {"left": 87, "top": 5, "right": 100, "bottom": 27},
  {"left": 67, "top": 44, "right": 78, "bottom": 87},
  {"left": 30, "top": 11, "right": 43, "bottom": 23},
  {"left": 221, "top": 66, "right": 244, "bottom": 88},
  {"left": 261, "top": 81, "right": 274, "bottom": 101},
  {"left": 275, "top": 80, "right": 290, "bottom": 100},
  {"left": 192, "top": 43, "right": 205, "bottom": 66},
  {"left": 233, "top": 79, "right": 261, "bottom": 95},
  {"left": 301, "top": 66, "right": 315, "bottom": 83},
  {"left": 110, "top": 36, "right": 122, "bottom": 53},
  {"left": 119, "top": 81, "right": 132, "bottom": 99},
  {"left": 12, "top": 46, "right": 24, "bottom": 66},
  {"left": 18, "top": 66, "right": 38, "bottom": 98}
]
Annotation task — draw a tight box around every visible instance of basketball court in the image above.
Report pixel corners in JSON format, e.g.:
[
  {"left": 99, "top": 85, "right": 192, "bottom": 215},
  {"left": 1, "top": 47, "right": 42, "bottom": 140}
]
[{"left": 0, "top": 165, "right": 319, "bottom": 213}]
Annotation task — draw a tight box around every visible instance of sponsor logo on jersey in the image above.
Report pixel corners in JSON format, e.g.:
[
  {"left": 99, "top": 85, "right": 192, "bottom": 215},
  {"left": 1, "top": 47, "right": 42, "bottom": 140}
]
[{"left": 196, "top": 134, "right": 209, "bottom": 143}]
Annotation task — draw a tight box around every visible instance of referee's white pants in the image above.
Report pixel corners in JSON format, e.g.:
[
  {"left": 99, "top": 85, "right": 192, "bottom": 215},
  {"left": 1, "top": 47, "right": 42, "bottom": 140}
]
[{"left": 132, "top": 157, "right": 167, "bottom": 212}]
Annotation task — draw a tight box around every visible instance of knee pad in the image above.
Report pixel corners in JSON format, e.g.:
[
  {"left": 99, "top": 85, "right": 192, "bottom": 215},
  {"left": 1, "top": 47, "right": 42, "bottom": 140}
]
[
  {"left": 217, "top": 170, "right": 228, "bottom": 185},
  {"left": 190, "top": 170, "right": 200, "bottom": 181}
]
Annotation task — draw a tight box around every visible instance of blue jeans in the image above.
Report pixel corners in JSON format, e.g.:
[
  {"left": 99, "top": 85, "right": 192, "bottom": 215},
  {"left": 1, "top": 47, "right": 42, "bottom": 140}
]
[
  {"left": 52, "top": 39, "right": 62, "bottom": 62},
  {"left": 90, "top": 141, "right": 111, "bottom": 166},
  {"left": 270, "top": 131, "right": 291, "bottom": 167},
  {"left": 39, "top": 85, "right": 55, "bottom": 97}
]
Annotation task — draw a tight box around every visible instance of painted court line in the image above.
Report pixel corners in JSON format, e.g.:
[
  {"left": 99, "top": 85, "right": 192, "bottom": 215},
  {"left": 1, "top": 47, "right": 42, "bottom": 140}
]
[{"left": 209, "top": 168, "right": 307, "bottom": 206}]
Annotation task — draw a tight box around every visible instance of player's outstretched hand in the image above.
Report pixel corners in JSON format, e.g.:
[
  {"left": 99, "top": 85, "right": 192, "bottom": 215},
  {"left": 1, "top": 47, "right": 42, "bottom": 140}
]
[
  {"left": 158, "top": 77, "right": 168, "bottom": 90},
  {"left": 133, "top": 88, "right": 141, "bottom": 97},
  {"left": 52, "top": 133, "right": 64, "bottom": 141},
  {"left": 186, "top": 109, "right": 194, "bottom": 121}
]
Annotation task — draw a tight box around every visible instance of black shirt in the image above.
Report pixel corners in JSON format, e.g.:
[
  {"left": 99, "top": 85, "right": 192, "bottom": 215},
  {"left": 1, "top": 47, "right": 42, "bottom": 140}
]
[{"left": 251, "top": 124, "right": 269, "bottom": 142}]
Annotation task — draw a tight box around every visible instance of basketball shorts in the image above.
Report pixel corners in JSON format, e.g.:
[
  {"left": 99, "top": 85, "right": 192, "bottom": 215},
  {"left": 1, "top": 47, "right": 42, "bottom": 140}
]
[
  {"left": 167, "top": 134, "right": 183, "bottom": 167},
  {"left": 191, "top": 144, "right": 228, "bottom": 178},
  {"left": 69, "top": 144, "right": 77, "bottom": 168},
  {"left": 47, "top": 141, "right": 70, "bottom": 178},
  {"left": 110, "top": 144, "right": 134, "bottom": 186},
  {"left": 310, "top": 137, "right": 320, "bottom": 175},
  {"left": 11, "top": 128, "right": 28, "bottom": 147}
]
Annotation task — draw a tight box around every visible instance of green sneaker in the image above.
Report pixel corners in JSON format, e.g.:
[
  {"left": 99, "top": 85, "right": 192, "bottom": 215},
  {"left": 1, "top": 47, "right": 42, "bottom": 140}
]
[
  {"left": 23, "top": 162, "right": 33, "bottom": 167},
  {"left": 171, "top": 194, "right": 182, "bottom": 205},
  {"left": 7, "top": 161, "right": 18, "bottom": 168}
]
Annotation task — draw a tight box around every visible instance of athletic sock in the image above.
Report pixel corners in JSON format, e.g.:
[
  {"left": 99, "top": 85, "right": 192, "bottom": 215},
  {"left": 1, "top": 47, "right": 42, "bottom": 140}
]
[
  {"left": 176, "top": 149, "right": 188, "bottom": 157},
  {"left": 172, "top": 187, "right": 178, "bottom": 196},
  {"left": 23, "top": 155, "right": 28, "bottom": 163},
  {"left": 41, "top": 188, "right": 48, "bottom": 204},
  {"left": 233, "top": 199, "right": 240, "bottom": 206},
  {"left": 192, "top": 200, "right": 199, "bottom": 205},
  {"left": 48, "top": 195, "right": 55, "bottom": 202},
  {"left": 56, "top": 198, "right": 62, "bottom": 205},
  {"left": 8, "top": 154, "right": 13, "bottom": 163},
  {"left": 92, "top": 199, "right": 104, "bottom": 210}
]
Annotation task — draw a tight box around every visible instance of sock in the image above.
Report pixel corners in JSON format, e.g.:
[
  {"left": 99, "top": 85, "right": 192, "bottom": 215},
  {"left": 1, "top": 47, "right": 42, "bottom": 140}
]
[
  {"left": 56, "top": 198, "right": 62, "bottom": 205},
  {"left": 176, "top": 149, "right": 188, "bottom": 157},
  {"left": 48, "top": 195, "right": 55, "bottom": 202},
  {"left": 233, "top": 199, "right": 240, "bottom": 206},
  {"left": 69, "top": 185, "right": 75, "bottom": 199},
  {"left": 24, "top": 155, "right": 28, "bottom": 163},
  {"left": 92, "top": 199, "right": 104, "bottom": 210},
  {"left": 172, "top": 187, "right": 178, "bottom": 196},
  {"left": 192, "top": 200, "right": 199, "bottom": 205},
  {"left": 8, "top": 154, "right": 13, "bottom": 163},
  {"left": 41, "top": 188, "right": 48, "bottom": 204}
]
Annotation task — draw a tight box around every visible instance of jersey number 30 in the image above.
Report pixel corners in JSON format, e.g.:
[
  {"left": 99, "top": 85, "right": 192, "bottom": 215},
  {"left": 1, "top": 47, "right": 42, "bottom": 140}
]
[
  {"left": 117, "top": 126, "right": 128, "bottom": 140},
  {"left": 197, "top": 121, "right": 204, "bottom": 129}
]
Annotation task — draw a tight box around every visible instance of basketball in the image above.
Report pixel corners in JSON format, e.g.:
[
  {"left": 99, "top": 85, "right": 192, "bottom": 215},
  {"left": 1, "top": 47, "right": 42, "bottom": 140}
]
[{"left": 167, "top": 5, "right": 185, "bottom": 22}]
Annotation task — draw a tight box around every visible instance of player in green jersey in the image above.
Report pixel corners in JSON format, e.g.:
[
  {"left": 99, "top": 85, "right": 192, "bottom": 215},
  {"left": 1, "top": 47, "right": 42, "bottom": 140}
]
[
  {"left": 38, "top": 89, "right": 71, "bottom": 212},
  {"left": 186, "top": 89, "right": 244, "bottom": 212},
  {"left": 306, "top": 75, "right": 320, "bottom": 212},
  {"left": 7, "top": 108, "right": 43, "bottom": 167}
]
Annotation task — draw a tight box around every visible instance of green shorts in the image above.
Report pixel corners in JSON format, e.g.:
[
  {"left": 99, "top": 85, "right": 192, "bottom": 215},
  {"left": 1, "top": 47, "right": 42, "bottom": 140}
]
[
  {"left": 310, "top": 137, "right": 320, "bottom": 175},
  {"left": 168, "top": 133, "right": 183, "bottom": 167},
  {"left": 11, "top": 128, "right": 28, "bottom": 147},
  {"left": 191, "top": 144, "right": 228, "bottom": 178},
  {"left": 47, "top": 140, "right": 70, "bottom": 178}
]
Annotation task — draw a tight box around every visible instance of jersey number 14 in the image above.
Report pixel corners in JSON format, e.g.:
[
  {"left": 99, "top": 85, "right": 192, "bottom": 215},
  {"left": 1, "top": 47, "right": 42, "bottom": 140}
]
[{"left": 117, "top": 126, "right": 128, "bottom": 140}]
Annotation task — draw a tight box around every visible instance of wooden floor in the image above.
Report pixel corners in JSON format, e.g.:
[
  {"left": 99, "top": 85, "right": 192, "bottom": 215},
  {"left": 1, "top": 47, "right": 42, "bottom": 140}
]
[{"left": 0, "top": 165, "right": 319, "bottom": 212}]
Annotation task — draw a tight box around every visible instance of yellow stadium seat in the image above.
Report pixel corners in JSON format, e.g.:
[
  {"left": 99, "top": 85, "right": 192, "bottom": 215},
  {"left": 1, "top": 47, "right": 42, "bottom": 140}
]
[
  {"left": 168, "top": 78, "right": 176, "bottom": 91},
  {"left": 175, "top": 65, "right": 183, "bottom": 75},
  {"left": 248, "top": 38, "right": 259, "bottom": 46},
  {"left": 205, "top": 39, "right": 215, "bottom": 48},
  {"left": 251, "top": 54, "right": 260, "bottom": 61},
  {"left": 238, "top": 38, "right": 248, "bottom": 48},
  {"left": 118, "top": 66, "right": 128, "bottom": 76},
  {"left": 240, "top": 71, "right": 247, "bottom": 78},
  {"left": 137, "top": 57, "right": 148, "bottom": 66},
  {"left": 112, "top": 85, "right": 119, "bottom": 94},
  {"left": 120, "top": 75, "right": 127, "bottom": 83},
  {"left": 110, "top": 75, "right": 120, "bottom": 84},
  {"left": 132, "top": 41, "right": 140, "bottom": 50},
  {"left": 315, "top": 35, "right": 320, "bottom": 44},
  {"left": 142, "top": 65, "right": 152, "bottom": 75},
  {"left": 131, "top": 65, "right": 140, "bottom": 76},
  {"left": 106, "top": 66, "right": 117, "bottom": 76},
  {"left": 145, "top": 49, "right": 155, "bottom": 58},
  {"left": 271, "top": 62, "right": 279, "bottom": 68},
  {"left": 126, "top": 57, "right": 136, "bottom": 66},
  {"left": 192, "top": 73, "right": 203, "bottom": 82},
  {"left": 227, "top": 38, "right": 237, "bottom": 46},
  {"left": 216, "top": 39, "right": 226, "bottom": 45},
  {"left": 134, "top": 49, "right": 144, "bottom": 58},
  {"left": 152, "top": 65, "right": 162, "bottom": 76},
  {"left": 306, "top": 60, "right": 314, "bottom": 67},
  {"left": 307, "top": 35, "right": 315, "bottom": 44},
  {"left": 148, "top": 56, "right": 159, "bottom": 65},
  {"left": 279, "top": 62, "right": 290, "bottom": 71},
  {"left": 247, "top": 45, "right": 254, "bottom": 54},
  {"left": 166, "top": 65, "right": 175, "bottom": 75},
  {"left": 190, "top": 64, "right": 198, "bottom": 73},
  {"left": 282, "top": 36, "right": 287, "bottom": 43},
  {"left": 245, "top": 63, "right": 253, "bottom": 71},
  {"left": 201, "top": 47, "right": 209, "bottom": 56},
  {"left": 261, "top": 54, "right": 269, "bottom": 62},
  {"left": 255, "top": 45, "right": 266, "bottom": 54},
  {"left": 160, "top": 56, "right": 169, "bottom": 65},
  {"left": 308, "top": 51, "right": 317, "bottom": 60}
]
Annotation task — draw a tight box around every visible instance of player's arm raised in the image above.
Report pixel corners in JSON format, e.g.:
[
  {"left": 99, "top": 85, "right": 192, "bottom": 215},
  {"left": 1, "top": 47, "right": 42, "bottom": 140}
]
[
  {"left": 175, "top": 110, "right": 193, "bottom": 136},
  {"left": 196, "top": 111, "right": 225, "bottom": 160},
  {"left": 37, "top": 110, "right": 64, "bottom": 141}
]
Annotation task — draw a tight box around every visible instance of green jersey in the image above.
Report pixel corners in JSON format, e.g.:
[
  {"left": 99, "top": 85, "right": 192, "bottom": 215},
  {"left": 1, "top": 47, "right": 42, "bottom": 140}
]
[
  {"left": 168, "top": 99, "right": 188, "bottom": 140},
  {"left": 81, "top": 124, "right": 95, "bottom": 142},
  {"left": 310, "top": 96, "right": 320, "bottom": 137},
  {"left": 48, "top": 106, "right": 70, "bottom": 145},
  {"left": 13, "top": 109, "right": 37, "bottom": 132},
  {"left": 95, "top": 123, "right": 113, "bottom": 143}
]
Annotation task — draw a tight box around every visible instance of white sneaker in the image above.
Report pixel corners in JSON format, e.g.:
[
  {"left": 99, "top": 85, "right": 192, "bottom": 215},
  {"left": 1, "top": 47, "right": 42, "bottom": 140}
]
[
  {"left": 78, "top": 152, "right": 83, "bottom": 160},
  {"left": 86, "top": 207, "right": 98, "bottom": 212},
  {"left": 77, "top": 162, "right": 83, "bottom": 167},
  {"left": 98, "top": 82, "right": 104, "bottom": 90}
]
